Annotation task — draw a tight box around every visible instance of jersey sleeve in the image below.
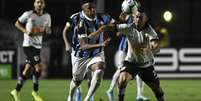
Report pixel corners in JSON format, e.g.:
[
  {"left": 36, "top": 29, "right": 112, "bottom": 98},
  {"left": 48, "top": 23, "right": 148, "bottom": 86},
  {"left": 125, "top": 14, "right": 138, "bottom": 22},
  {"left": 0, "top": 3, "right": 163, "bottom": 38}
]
[
  {"left": 146, "top": 25, "right": 159, "bottom": 41},
  {"left": 116, "top": 23, "right": 132, "bottom": 35},
  {"left": 18, "top": 11, "right": 31, "bottom": 24},
  {"left": 102, "top": 14, "right": 115, "bottom": 24},
  {"left": 46, "top": 14, "right": 51, "bottom": 27}
]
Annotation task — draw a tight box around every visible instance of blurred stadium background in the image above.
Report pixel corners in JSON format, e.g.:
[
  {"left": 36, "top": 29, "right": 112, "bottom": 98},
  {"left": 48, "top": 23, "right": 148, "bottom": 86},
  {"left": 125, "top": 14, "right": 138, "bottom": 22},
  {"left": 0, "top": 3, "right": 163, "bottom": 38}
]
[{"left": 0, "top": 0, "right": 201, "bottom": 100}]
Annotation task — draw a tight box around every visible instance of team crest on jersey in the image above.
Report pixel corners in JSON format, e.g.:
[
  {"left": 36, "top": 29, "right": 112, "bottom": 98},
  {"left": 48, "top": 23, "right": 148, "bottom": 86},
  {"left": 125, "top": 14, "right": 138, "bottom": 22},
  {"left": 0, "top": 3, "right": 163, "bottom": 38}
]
[
  {"left": 79, "top": 20, "right": 84, "bottom": 28},
  {"left": 34, "top": 56, "right": 40, "bottom": 62}
]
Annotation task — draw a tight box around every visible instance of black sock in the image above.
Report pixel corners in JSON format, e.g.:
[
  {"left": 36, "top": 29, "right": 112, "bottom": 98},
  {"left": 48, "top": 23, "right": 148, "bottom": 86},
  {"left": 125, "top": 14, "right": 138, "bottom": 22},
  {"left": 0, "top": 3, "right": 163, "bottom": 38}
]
[
  {"left": 33, "top": 72, "right": 40, "bottom": 92},
  {"left": 15, "top": 76, "right": 27, "bottom": 91},
  {"left": 33, "top": 83, "right": 39, "bottom": 92},
  {"left": 158, "top": 95, "right": 165, "bottom": 101},
  {"left": 15, "top": 83, "right": 23, "bottom": 91},
  {"left": 118, "top": 94, "right": 124, "bottom": 101}
]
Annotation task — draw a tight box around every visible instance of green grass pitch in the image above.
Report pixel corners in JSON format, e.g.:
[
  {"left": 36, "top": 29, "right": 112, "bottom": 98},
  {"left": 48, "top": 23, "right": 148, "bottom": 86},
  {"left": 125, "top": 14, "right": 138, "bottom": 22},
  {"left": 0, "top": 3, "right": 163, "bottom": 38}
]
[{"left": 1, "top": 79, "right": 201, "bottom": 101}]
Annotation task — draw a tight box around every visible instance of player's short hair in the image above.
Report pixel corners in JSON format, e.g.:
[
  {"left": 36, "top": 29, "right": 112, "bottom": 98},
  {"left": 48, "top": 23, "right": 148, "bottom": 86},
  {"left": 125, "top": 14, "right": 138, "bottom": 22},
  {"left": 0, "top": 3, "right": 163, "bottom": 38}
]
[
  {"left": 137, "top": 6, "right": 150, "bottom": 17},
  {"left": 81, "top": 0, "right": 94, "bottom": 5},
  {"left": 81, "top": 1, "right": 95, "bottom": 11}
]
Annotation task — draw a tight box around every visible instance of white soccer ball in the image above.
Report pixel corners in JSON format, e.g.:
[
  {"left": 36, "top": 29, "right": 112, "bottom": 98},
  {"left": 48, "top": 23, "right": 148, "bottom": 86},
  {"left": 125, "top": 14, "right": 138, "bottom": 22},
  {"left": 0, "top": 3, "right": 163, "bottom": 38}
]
[{"left": 121, "top": 0, "right": 139, "bottom": 14}]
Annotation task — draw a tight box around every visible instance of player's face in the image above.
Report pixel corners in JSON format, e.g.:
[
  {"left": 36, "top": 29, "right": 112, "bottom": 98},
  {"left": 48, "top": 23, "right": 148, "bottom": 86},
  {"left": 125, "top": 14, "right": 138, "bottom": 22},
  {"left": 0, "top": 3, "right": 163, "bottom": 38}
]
[
  {"left": 133, "top": 11, "right": 148, "bottom": 28},
  {"left": 34, "top": 0, "right": 45, "bottom": 12},
  {"left": 84, "top": 3, "right": 96, "bottom": 19}
]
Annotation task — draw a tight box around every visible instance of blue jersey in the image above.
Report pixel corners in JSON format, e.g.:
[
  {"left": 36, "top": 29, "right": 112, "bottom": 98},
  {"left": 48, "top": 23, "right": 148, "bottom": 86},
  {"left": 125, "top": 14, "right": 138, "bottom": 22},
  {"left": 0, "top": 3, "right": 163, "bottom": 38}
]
[
  {"left": 67, "top": 12, "right": 84, "bottom": 51},
  {"left": 118, "top": 15, "right": 133, "bottom": 52},
  {"left": 75, "top": 12, "right": 114, "bottom": 58}
]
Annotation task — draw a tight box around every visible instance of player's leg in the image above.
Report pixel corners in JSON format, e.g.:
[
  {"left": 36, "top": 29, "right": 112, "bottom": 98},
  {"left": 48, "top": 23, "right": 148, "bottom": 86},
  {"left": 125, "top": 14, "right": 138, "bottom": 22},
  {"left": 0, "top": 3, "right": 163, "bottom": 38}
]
[
  {"left": 75, "top": 86, "right": 82, "bottom": 101},
  {"left": 85, "top": 70, "right": 94, "bottom": 101},
  {"left": 11, "top": 64, "right": 33, "bottom": 101},
  {"left": 136, "top": 75, "right": 149, "bottom": 101},
  {"left": 68, "top": 80, "right": 81, "bottom": 101},
  {"left": 106, "top": 69, "right": 120, "bottom": 101},
  {"left": 84, "top": 62, "right": 105, "bottom": 101},
  {"left": 67, "top": 57, "right": 86, "bottom": 101},
  {"left": 107, "top": 51, "right": 126, "bottom": 101},
  {"left": 118, "top": 70, "right": 133, "bottom": 101},
  {"left": 32, "top": 62, "right": 43, "bottom": 101},
  {"left": 10, "top": 47, "right": 34, "bottom": 101},
  {"left": 138, "top": 66, "right": 165, "bottom": 101}
]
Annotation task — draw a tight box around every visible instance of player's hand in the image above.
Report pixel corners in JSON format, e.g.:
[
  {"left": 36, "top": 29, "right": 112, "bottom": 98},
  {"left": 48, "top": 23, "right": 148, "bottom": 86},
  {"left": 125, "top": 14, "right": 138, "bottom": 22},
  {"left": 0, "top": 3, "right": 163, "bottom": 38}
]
[
  {"left": 119, "top": 12, "right": 127, "bottom": 22},
  {"left": 141, "top": 47, "right": 151, "bottom": 53},
  {"left": 45, "top": 27, "right": 51, "bottom": 34},
  {"left": 102, "top": 38, "right": 111, "bottom": 47},
  {"left": 65, "top": 45, "right": 72, "bottom": 53},
  {"left": 25, "top": 31, "right": 34, "bottom": 36}
]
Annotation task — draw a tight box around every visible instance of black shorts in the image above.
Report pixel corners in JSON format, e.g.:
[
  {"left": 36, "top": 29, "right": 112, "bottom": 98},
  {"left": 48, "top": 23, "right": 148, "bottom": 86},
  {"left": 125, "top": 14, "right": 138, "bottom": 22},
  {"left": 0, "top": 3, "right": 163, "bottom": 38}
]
[
  {"left": 23, "top": 46, "right": 41, "bottom": 65},
  {"left": 123, "top": 61, "right": 159, "bottom": 83}
]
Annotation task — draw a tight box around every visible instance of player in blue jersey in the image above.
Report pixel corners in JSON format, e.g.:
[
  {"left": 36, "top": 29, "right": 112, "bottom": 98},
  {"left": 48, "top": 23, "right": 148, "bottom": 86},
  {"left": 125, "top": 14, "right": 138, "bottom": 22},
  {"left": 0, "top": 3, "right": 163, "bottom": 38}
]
[
  {"left": 106, "top": 12, "right": 149, "bottom": 101},
  {"left": 63, "top": 12, "right": 95, "bottom": 101},
  {"left": 66, "top": 1, "right": 115, "bottom": 101}
]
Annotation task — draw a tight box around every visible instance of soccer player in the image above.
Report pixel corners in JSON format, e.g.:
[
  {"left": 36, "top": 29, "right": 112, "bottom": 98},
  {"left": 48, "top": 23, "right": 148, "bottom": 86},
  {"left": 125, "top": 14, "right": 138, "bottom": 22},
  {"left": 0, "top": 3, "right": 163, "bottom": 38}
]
[
  {"left": 107, "top": 0, "right": 149, "bottom": 100},
  {"left": 10, "top": 0, "right": 51, "bottom": 101},
  {"left": 66, "top": 1, "right": 115, "bottom": 101},
  {"left": 63, "top": 12, "right": 94, "bottom": 101},
  {"left": 106, "top": 12, "right": 149, "bottom": 101},
  {"left": 92, "top": 7, "right": 165, "bottom": 101}
]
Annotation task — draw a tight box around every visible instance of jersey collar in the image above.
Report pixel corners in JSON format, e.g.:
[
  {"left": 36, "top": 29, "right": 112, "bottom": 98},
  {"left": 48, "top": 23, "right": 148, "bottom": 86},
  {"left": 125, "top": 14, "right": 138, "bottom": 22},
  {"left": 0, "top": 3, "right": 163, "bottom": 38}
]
[{"left": 82, "top": 11, "right": 97, "bottom": 21}]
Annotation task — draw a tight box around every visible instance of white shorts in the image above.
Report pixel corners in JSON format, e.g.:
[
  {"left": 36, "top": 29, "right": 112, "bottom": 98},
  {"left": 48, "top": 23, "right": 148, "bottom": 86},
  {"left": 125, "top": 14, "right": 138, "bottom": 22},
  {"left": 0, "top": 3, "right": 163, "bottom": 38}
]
[
  {"left": 71, "top": 51, "right": 105, "bottom": 81},
  {"left": 114, "top": 50, "right": 126, "bottom": 69}
]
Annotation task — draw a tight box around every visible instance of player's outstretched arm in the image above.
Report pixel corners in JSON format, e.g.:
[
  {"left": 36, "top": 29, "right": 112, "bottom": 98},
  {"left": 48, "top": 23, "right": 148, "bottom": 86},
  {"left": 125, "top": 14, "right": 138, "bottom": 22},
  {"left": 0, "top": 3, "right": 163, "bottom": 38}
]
[
  {"left": 79, "top": 37, "right": 111, "bottom": 50},
  {"left": 88, "top": 24, "right": 116, "bottom": 38}
]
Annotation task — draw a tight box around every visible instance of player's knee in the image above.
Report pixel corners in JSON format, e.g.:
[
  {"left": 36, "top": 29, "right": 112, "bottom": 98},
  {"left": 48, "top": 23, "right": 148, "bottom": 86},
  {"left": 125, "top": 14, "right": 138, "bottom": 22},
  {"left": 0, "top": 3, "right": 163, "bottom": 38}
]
[
  {"left": 22, "top": 64, "right": 33, "bottom": 78},
  {"left": 118, "top": 72, "right": 129, "bottom": 88},
  {"left": 91, "top": 62, "right": 105, "bottom": 71},
  {"left": 73, "top": 80, "right": 82, "bottom": 86},
  {"left": 94, "top": 69, "right": 104, "bottom": 80},
  {"left": 34, "top": 71, "right": 41, "bottom": 78},
  {"left": 34, "top": 63, "right": 43, "bottom": 73}
]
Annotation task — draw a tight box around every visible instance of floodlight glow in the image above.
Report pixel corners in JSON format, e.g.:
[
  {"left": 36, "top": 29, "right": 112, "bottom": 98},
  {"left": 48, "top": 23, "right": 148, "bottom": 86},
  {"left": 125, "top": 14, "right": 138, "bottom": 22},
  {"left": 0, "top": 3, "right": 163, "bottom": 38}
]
[{"left": 163, "top": 11, "right": 172, "bottom": 22}]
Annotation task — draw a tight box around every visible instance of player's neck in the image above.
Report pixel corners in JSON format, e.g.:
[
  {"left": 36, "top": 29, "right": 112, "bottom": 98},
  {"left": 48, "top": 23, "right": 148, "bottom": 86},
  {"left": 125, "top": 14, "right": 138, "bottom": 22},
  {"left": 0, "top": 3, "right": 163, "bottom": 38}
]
[{"left": 34, "top": 9, "right": 44, "bottom": 16}]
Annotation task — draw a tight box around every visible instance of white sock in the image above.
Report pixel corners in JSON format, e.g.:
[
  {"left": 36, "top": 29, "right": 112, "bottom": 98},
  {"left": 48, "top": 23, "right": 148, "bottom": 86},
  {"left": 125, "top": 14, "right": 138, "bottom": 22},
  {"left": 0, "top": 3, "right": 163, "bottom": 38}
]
[
  {"left": 84, "top": 69, "right": 104, "bottom": 101},
  {"left": 108, "top": 69, "right": 121, "bottom": 92},
  {"left": 68, "top": 80, "right": 78, "bottom": 101},
  {"left": 136, "top": 75, "right": 144, "bottom": 97}
]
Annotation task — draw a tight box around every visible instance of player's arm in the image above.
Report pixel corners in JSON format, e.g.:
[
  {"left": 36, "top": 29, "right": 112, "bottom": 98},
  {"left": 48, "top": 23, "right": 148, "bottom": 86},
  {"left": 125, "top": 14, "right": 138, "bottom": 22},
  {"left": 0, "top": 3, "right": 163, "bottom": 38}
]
[
  {"left": 62, "top": 22, "right": 72, "bottom": 52},
  {"left": 88, "top": 23, "right": 118, "bottom": 38},
  {"left": 88, "top": 22, "right": 132, "bottom": 38},
  {"left": 15, "top": 20, "right": 31, "bottom": 36},
  {"left": 144, "top": 25, "right": 160, "bottom": 53},
  {"left": 44, "top": 14, "right": 52, "bottom": 34},
  {"left": 78, "top": 20, "right": 110, "bottom": 50},
  {"left": 79, "top": 36, "right": 111, "bottom": 50},
  {"left": 150, "top": 39, "right": 160, "bottom": 53}
]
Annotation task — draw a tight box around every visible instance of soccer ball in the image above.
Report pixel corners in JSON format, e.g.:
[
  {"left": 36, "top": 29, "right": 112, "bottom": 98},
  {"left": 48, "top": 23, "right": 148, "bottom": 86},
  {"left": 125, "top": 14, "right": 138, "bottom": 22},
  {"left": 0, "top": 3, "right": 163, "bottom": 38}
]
[{"left": 121, "top": 0, "right": 139, "bottom": 14}]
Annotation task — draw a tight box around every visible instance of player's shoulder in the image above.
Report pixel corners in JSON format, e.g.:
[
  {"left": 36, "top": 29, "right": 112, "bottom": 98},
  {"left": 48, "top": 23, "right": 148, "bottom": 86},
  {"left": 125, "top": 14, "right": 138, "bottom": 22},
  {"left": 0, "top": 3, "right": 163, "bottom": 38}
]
[
  {"left": 22, "top": 10, "right": 34, "bottom": 15},
  {"left": 44, "top": 12, "right": 51, "bottom": 16},
  {"left": 70, "top": 12, "right": 81, "bottom": 19}
]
